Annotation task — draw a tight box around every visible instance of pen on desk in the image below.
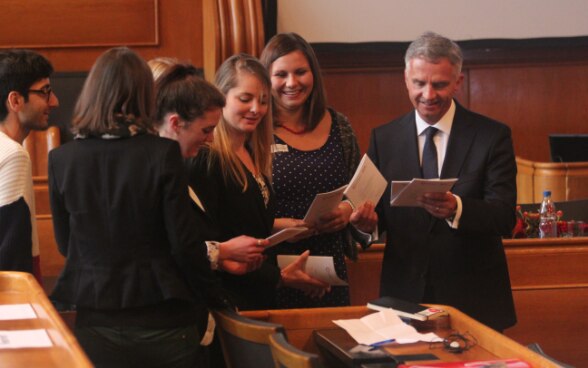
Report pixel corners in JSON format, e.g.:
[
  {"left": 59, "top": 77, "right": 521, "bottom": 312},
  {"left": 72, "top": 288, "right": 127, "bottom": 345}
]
[{"left": 368, "top": 339, "right": 395, "bottom": 350}]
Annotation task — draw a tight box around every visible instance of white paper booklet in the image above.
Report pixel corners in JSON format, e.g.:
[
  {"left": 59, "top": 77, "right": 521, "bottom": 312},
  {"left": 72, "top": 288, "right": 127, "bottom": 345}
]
[
  {"left": 344, "top": 154, "right": 387, "bottom": 208},
  {"left": 0, "top": 329, "right": 52, "bottom": 349},
  {"left": 303, "top": 185, "right": 347, "bottom": 224},
  {"left": 277, "top": 255, "right": 348, "bottom": 286},
  {"left": 266, "top": 227, "right": 308, "bottom": 247},
  {"left": 0, "top": 304, "right": 37, "bottom": 320},
  {"left": 333, "top": 309, "right": 442, "bottom": 346},
  {"left": 390, "top": 178, "right": 457, "bottom": 207}
]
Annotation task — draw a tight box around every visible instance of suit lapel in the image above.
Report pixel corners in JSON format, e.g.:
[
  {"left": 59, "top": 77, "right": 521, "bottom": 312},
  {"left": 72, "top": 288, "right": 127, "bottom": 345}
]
[
  {"left": 395, "top": 113, "right": 423, "bottom": 180},
  {"left": 441, "top": 103, "right": 477, "bottom": 179}
]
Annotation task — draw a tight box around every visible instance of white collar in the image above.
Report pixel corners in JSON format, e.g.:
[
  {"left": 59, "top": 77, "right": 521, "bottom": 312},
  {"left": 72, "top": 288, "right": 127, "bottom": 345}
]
[{"left": 415, "top": 100, "right": 456, "bottom": 136}]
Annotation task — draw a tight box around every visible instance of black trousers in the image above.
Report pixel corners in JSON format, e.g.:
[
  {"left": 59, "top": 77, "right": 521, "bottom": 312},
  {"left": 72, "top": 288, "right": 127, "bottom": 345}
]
[{"left": 75, "top": 324, "right": 207, "bottom": 368}]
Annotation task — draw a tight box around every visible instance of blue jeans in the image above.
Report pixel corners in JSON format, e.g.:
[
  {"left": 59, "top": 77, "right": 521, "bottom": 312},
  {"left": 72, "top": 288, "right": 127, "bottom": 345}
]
[{"left": 75, "top": 324, "right": 207, "bottom": 368}]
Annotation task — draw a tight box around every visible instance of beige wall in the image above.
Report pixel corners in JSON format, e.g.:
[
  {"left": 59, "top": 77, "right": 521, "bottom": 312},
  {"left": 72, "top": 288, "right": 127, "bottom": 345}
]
[{"left": 278, "top": 0, "right": 588, "bottom": 42}]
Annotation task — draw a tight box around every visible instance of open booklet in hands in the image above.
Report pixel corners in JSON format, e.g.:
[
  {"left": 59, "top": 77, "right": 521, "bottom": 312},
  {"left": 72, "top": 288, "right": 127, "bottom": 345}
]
[
  {"left": 390, "top": 178, "right": 457, "bottom": 207},
  {"left": 304, "top": 154, "right": 388, "bottom": 224}
]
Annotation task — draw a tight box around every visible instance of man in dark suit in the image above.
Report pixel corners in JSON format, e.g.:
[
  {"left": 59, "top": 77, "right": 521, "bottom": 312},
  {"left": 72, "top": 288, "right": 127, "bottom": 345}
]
[{"left": 367, "top": 32, "right": 517, "bottom": 331}]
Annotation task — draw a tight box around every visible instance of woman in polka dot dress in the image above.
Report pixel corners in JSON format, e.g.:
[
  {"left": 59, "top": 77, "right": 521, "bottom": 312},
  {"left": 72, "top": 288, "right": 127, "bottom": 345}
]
[{"left": 261, "top": 33, "right": 377, "bottom": 308}]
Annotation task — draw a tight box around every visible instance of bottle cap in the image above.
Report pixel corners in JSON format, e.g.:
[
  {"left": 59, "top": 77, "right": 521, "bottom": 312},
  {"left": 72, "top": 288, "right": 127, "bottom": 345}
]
[{"left": 543, "top": 190, "right": 551, "bottom": 197}]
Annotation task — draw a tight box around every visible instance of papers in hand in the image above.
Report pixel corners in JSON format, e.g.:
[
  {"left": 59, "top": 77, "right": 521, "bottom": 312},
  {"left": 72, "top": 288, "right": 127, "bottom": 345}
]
[
  {"left": 303, "top": 185, "right": 347, "bottom": 224},
  {"left": 333, "top": 309, "right": 442, "bottom": 346},
  {"left": 390, "top": 178, "right": 457, "bottom": 207},
  {"left": 277, "top": 255, "right": 348, "bottom": 286},
  {"left": 266, "top": 227, "right": 308, "bottom": 247},
  {"left": 344, "top": 154, "right": 387, "bottom": 208}
]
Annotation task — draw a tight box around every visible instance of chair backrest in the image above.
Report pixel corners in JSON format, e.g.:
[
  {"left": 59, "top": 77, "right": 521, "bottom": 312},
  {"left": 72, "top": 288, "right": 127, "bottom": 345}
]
[
  {"left": 22, "top": 126, "right": 61, "bottom": 177},
  {"left": 526, "top": 343, "right": 574, "bottom": 368},
  {"left": 213, "top": 308, "right": 285, "bottom": 368},
  {"left": 269, "top": 332, "right": 323, "bottom": 368}
]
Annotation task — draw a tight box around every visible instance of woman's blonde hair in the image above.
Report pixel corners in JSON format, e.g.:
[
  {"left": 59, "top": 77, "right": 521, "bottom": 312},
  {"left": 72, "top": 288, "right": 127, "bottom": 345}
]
[
  {"left": 148, "top": 56, "right": 179, "bottom": 82},
  {"left": 211, "top": 53, "right": 273, "bottom": 191}
]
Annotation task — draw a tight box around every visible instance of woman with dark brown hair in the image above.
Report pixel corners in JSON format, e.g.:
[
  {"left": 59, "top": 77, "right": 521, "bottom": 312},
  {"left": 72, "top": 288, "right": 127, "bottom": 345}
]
[
  {"left": 260, "top": 33, "right": 377, "bottom": 309},
  {"left": 48, "top": 47, "right": 228, "bottom": 368}
]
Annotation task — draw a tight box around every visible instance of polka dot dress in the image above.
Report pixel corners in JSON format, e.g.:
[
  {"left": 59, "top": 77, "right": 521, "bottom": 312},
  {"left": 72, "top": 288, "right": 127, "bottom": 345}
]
[{"left": 270, "top": 112, "right": 350, "bottom": 308}]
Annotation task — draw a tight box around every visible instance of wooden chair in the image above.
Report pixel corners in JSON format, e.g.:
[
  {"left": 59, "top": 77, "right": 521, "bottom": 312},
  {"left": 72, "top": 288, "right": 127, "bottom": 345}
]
[
  {"left": 213, "top": 308, "right": 285, "bottom": 368},
  {"left": 269, "top": 332, "right": 324, "bottom": 368}
]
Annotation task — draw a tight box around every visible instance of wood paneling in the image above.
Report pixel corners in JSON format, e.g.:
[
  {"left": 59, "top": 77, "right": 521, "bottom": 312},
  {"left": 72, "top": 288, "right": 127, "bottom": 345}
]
[
  {"left": 37, "top": 215, "right": 64, "bottom": 278},
  {"left": 23, "top": 127, "right": 60, "bottom": 177},
  {"left": 0, "top": 0, "right": 204, "bottom": 71},
  {"left": 0, "top": 0, "right": 158, "bottom": 49},
  {"left": 468, "top": 64, "right": 588, "bottom": 162}
]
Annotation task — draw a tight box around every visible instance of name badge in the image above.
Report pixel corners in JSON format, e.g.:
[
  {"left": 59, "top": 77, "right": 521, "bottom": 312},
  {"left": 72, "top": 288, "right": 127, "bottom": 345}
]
[{"left": 271, "top": 144, "right": 289, "bottom": 153}]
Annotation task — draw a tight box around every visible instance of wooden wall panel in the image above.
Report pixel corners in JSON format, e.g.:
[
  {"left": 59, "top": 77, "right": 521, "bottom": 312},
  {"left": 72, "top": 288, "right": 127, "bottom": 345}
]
[
  {"left": 468, "top": 64, "right": 588, "bottom": 162},
  {"left": 322, "top": 69, "right": 410, "bottom": 154},
  {"left": 0, "top": 0, "right": 158, "bottom": 48},
  {"left": 1, "top": 0, "right": 203, "bottom": 71}
]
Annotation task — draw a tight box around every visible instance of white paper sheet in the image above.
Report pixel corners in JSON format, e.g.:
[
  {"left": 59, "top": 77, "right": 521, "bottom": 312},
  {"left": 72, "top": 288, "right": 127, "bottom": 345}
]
[
  {"left": 277, "top": 255, "right": 348, "bottom": 286},
  {"left": 344, "top": 154, "right": 387, "bottom": 207},
  {"left": 266, "top": 227, "right": 308, "bottom": 247},
  {"left": 333, "top": 309, "right": 442, "bottom": 346},
  {"left": 0, "top": 329, "right": 52, "bottom": 349},
  {"left": 390, "top": 178, "right": 457, "bottom": 207},
  {"left": 0, "top": 304, "right": 37, "bottom": 320},
  {"left": 303, "top": 185, "right": 347, "bottom": 224}
]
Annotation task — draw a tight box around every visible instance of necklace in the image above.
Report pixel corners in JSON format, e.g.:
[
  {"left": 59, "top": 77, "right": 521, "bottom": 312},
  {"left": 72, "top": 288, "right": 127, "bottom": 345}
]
[{"left": 277, "top": 124, "right": 307, "bottom": 135}]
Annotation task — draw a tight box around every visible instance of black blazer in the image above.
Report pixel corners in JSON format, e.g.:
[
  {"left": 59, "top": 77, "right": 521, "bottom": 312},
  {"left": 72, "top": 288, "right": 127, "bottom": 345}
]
[
  {"left": 367, "top": 102, "right": 517, "bottom": 331},
  {"left": 48, "top": 135, "right": 223, "bottom": 313},
  {"left": 186, "top": 149, "right": 280, "bottom": 310}
]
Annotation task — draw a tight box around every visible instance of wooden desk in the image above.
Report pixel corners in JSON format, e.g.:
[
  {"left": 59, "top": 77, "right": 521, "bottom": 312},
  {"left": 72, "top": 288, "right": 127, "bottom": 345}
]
[
  {"left": 0, "top": 272, "right": 91, "bottom": 368},
  {"left": 345, "top": 238, "right": 588, "bottom": 367},
  {"left": 243, "top": 306, "right": 556, "bottom": 367}
]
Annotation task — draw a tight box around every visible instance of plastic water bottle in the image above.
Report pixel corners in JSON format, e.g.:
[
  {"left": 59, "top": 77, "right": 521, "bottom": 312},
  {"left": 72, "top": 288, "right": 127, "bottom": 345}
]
[{"left": 539, "top": 190, "right": 557, "bottom": 238}]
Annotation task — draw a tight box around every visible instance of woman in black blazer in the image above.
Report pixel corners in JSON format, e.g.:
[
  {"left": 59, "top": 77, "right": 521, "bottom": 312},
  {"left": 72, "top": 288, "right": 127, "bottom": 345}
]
[
  {"left": 186, "top": 54, "right": 329, "bottom": 311},
  {"left": 48, "top": 47, "right": 228, "bottom": 368}
]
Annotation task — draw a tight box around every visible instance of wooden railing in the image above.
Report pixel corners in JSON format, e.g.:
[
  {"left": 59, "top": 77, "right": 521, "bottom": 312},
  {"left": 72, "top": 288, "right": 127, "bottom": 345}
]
[{"left": 516, "top": 156, "right": 588, "bottom": 203}]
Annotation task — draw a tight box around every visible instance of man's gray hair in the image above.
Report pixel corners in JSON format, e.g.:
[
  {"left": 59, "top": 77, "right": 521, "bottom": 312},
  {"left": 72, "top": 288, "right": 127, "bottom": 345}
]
[{"left": 404, "top": 31, "right": 463, "bottom": 74}]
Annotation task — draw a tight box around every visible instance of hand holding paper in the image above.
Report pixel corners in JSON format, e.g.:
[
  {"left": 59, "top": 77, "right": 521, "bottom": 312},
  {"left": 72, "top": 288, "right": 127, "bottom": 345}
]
[
  {"left": 266, "top": 227, "right": 309, "bottom": 247},
  {"left": 344, "top": 155, "right": 387, "bottom": 208},
  {"left": 390, "top": 178, "right": 457, "bottom": 207},
  {"left": 303, "top": 185, "right": 347, "bottom": 225},
  {"left": 279, "top": 251, "right": 331, "bottom": 298},
  {"left": 278, "top": 254, "right": 347, "bottom": 287}
]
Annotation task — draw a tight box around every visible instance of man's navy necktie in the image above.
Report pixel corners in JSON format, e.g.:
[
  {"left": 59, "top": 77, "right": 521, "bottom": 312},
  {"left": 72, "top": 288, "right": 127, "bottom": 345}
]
[{"left": 422, "top": 127, "right": 439, "bottom": 179}]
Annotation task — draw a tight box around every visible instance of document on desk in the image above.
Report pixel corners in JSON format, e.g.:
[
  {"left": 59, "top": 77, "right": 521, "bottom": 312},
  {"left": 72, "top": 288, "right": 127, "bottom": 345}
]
[
  {"left": 0, "top": 303, "right": 37, "bottom": 320},
  {"left": 344, "top": 154, "right": 387, "bottom": 208},
  {"left": 333, "top": 309, "right": 442, "bottom": 346},
  {"left": 303, "top": 185, "right": 347, "bottom": 224},
  {"left": 390, "top": 178, "right": 457, "bottom": 207},
  {"left": 266, "top": 227, "right": 308, "bottom": 247},
  {"left": 0, "top": 329, "right": 52, "bottom": 349},
  {"left": 277, "top": 255, "right": 348, "bottom": 286}
]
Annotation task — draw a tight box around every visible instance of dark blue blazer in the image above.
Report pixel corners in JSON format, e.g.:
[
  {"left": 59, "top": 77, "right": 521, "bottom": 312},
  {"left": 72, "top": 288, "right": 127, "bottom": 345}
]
[{"left": 367, "top": 102, "right": 517, "bottom": 331}]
